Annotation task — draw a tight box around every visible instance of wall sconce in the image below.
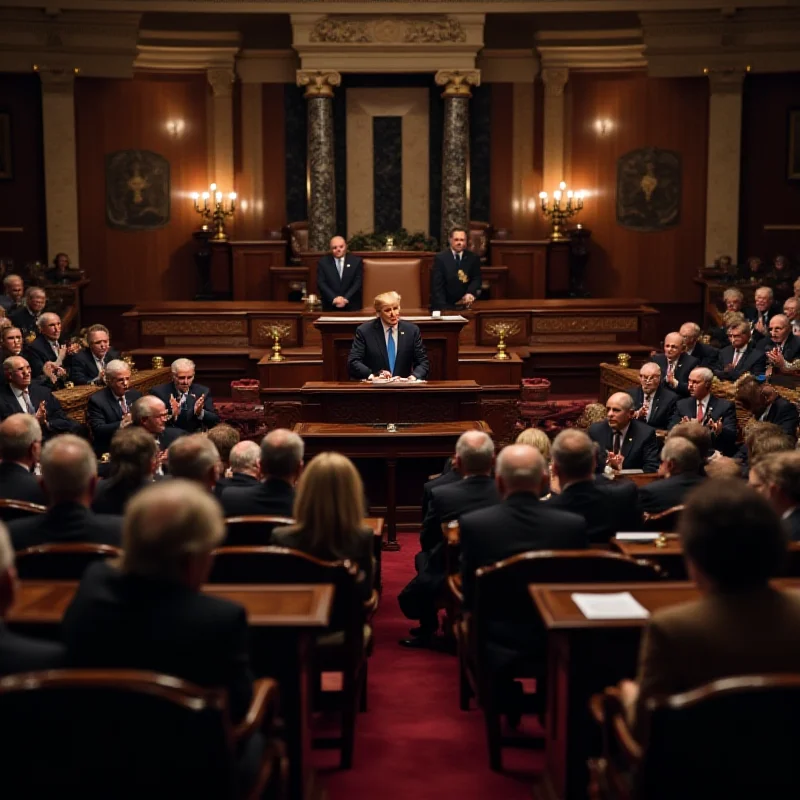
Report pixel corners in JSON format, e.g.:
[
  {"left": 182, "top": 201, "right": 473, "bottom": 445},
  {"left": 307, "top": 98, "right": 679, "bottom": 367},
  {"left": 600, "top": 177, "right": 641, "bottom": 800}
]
[
  {"left": 166, "top": 119, "right": 185, "bottom": 138},
  {"left": 593, "top": 118, "right": 614, "bottom": 136}
]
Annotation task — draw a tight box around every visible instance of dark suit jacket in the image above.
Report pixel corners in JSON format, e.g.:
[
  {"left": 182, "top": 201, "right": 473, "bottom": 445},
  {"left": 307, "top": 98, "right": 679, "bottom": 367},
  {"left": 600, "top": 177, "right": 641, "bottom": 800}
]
[
  {"left": 637, "top": 472, "right": 705, "bottom": 516},
  {"left": 91, "top": 477, "right": 153, "bottom": 516},
  {"left": 420, "top": 467, "right": 461, "bottom": 523},
  {"left": 63, "top": 560, "right": 254, "bottom": 722},
  {"left": 86, "top": 387, "right": 143, "bottom": 455},
  {"left": 0, "top": 294, "right": 16, "bottom": 312},
  {"left": 459, "top": 492, "right": 587, "bottom": 609},
  {"left": 430, "top": 249, "right": 482, "bottom": 310},
  {"left": 347, "top": 318, "right": 429, "bottom": 380},
  {"left": 685, "top": 341, "right": 719, "bottom": 370},
  {"left": 546, "top": 479, "right": 642, "bottom": 544},
  {"left": 70, "top": 347, "right": 121, "bottom": 385},
  {"left": 419, "top": 475, "right": 500, "bottom": 553},
  {"left": 784, "top": 508, "right": 800, "bottom": 542},
  {"left": 756, "top": 332, "right": 800, "bottom": 363},
  {"left": 9, "top": 306, "right": 39, "bottom": 337},
  {"left": 668, "top": 395, "right": 738, "bottom": 456},
  {"left": 628, "top": 385, "right": 678, "bottom": 430},
  {"left": 214, "top": 472, "right": 261, "bottom": 500},
  {"left": 763, "top": 396, "right": 800, "bottom": 438},
  {"left": 150, "top": 382, "right": 220, "bottom": 432},
  {"left": 744, "top": 303, "right": 782, "bottom": 331},
  {"left": 714, "top": 343, "right": 767, "bottom": 381},
  {"left": 0, "top": 621, "right": 64, "bottom": 678},
  {"left": 9, "top": 502, "right": 122, "bottom": 551},
  {"left": 0, "top": 384, "right": 80, "bottom": 439},
  {"left": 221, "top": 477, "right": 295, "bottom": 519},
  {"left": 23, "top": 334, "right": 73, "bottom": 379},
  {"left": 0, "top": 461, "right": 45, "bottom": 505},
  {"left": 587, "top": 419, "right": 661, "bottom": 473},
  {"left": 650, "top": 353, "right": 700, "bottom": 397},
  {"left": 316, "top": 254, "right": 364, "bottom": 312}
]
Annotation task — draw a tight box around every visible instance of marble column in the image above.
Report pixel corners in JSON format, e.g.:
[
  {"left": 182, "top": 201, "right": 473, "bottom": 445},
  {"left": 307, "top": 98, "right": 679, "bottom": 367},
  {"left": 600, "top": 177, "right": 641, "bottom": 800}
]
[
  {"left": 705, "top": 71, "right": 745, "bottom": 266},
  {"left": 435, "top": 70, "right": 480, "bottom": 246},
  {"left": 297, "top": 70, "right": 341, "bottom": 251},
  {"left": 206, "top": 67, "right": 235, "bottom": 193},
  {"left": 39, "top": 67, "right": 80, "bottom": 264},
  {"left": 541, "top": 67, "right": 569, "bottom": 195}
]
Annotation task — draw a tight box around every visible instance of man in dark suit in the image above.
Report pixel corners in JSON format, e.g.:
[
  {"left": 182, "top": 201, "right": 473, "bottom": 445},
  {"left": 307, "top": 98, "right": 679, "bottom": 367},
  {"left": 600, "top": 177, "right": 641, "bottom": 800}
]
[
  {"left": 215, "top": 440, "right": 261, "bottom": 499},
  {"left": 0, "top": 414, "right": 45, "bottom": 505},
  {"left": 400, "top": 430, "right": 500, "bottom": 648},
  {"left": 347, "top": 291, "right": 429, "bottom": 381},
  {"left": 749, "top": 451, "right": 800, "bottom": 542},
  {"left": 70, "top": 324, "right": 120, "bottom": 386},
  {"left": 547, "top": 429, "right": 642, "bottom": 544},
  {"left": 0, "top": 356, "right": 81, "bottom": 440},
  {"left": 420, "top": 459, "right": 460, "bottom": 522},
  {"left": 221, "top": 428, "right": 303, "bottom": 518},
  {"left": 0, "top": 274, "right": 24, "bottom": 314},
  {"left": 756, "top": 314, "right": 800, "bottom": 371},
  {"left": 9, "top": 434, "right": 122, "bottom": 551},
  {"left": 150, "top": 358, "right": 219, "bottom": 433},
  {"left": 316, "top": 235, "right": 363, "bottom": 312},
  {"left": 62, "top": 479, "right": 255, "bottom": 724},
  {"left": 668, "top": 367, "right": 738, "bottom": 456},
  {"left": 714, "top": 320, "right": 767, "bottom": 381},
  {"left": 737, "top": 377, "right": 799, "bottom": 439},
  {"left": 130, "top": 396, "right": 185, "bottom": 464},
  {"left": 0, "top": 523, "right": 64, "bottom": 676},
  {"left": 637, "top": 436, "right": 705, "bottom": 519},
  {"left": 679, "top": 322, "right": 719, "bottom": 369},
  {"left": 430, "top": 227, "right": 482, "bottom": 311},
  {"left": 167, "top": 434, "right": 220, "bottom": 494},
  {"left": 1, "top": 326, "right": 61, "bottom": 388},
  {"left": 86, "top": 360, "right": 143, "bottom": 456},
  {"left": 628, "top": 362, "right": 678, "bottom": 430},
  {"left": 23, "top": 312, "right": 79, "bottom": 381},
  {"left": 650, "top": 332, "right": 699, "bottom": 397},
  {"left": 9, "top": 287, "right": 46, "bottom": 339},
  {"left": 744, "top": 285, "right": 782, "bottom": 340},
  {"left": 588, "top": 392, "right": 661, "bottom": 473}
]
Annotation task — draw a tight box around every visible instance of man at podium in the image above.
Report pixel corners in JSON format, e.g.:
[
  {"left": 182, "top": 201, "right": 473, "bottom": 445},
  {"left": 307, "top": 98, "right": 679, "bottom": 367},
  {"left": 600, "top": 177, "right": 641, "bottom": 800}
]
[{"left": 347, "top": 291, "right": 430, "bottom": 381}]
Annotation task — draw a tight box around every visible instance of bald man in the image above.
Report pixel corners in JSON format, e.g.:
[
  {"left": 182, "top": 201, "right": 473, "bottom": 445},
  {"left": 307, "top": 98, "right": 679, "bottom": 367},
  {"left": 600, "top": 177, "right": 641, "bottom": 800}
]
[
  {"left": 649, "top": 332, "right": 699, "bottom": 397},
  {"left": 316, "top": 235, "right": 364, "bottom": 312},
  {"left": 757, "top": 313, "right": 800, "bottom": 369}
]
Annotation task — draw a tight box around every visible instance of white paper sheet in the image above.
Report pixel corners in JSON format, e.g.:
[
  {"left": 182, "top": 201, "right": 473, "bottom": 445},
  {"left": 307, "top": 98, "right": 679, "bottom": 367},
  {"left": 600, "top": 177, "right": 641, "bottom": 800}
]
[
  {"left": 614, "top": 533, "right": 660, "bottom": 542},
  {"left": 571, "top": 592, "right": 650, "bottom": 620}
]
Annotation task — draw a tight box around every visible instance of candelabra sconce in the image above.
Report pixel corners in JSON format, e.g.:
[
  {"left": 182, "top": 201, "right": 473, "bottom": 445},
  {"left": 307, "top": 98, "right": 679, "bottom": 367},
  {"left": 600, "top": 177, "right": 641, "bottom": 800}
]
[
  {"left": 617, "top": 352, "right": 631, "bottom": 368},
  {"left": 486, "top": 320, "right": 521, "bottom": 361},
  {"left": 539, "top": 181, "right": 585, "bottom": 241},
  {"left": 267, "top": 324, "right": 292, "bottom": 362},
  {"left": 305, "top": 293, "right": 322, "bottom": 312},
  {"left": 191, "top": 183, "right": 237, "bottom": 242}
]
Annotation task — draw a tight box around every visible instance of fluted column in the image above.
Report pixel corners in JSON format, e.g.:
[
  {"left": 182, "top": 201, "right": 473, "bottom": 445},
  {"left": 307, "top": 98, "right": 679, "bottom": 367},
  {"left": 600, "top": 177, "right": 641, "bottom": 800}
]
[
  {"left": 297, "top": 70, "right": 340, "bottom": 251},
  {"left": 435, "top": 70, "right": 480, "bottom": 246},
  {"left": 541, "top": 67, "right": 569, "bottom": 195}
]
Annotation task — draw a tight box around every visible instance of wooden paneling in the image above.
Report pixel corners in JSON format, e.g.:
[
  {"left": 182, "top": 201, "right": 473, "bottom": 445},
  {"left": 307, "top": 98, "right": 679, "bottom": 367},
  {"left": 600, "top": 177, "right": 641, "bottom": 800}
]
[
  {"left": 739, "top": 74, "right": 800, "bottom": 262},
  {"left": 262, "top": 83, "right": 287, "bottom": 234},
  {"left": 75, "top": 73, "right": 209, "bottom": 306},
  {"left": 489, "top": 82, "right": 514, "bottom": 234},
  {"left": 569, "top": 72, "right": 709, "bottom": 303},
  {"left": 0, "top": 73, "right": 46, "bottom": 265}
]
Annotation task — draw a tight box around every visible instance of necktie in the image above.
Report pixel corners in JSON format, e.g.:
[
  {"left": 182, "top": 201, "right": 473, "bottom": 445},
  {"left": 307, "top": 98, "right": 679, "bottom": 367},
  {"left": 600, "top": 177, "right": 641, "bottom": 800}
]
[
  {"left": 457, "top": 252, "right": 462, "bottom": 264},
  {"left": 119, "top": 395, "right": 128, "bottom": 415},
  {"left": 387, "top": 327, "right": 396, "bottom": 375},
  {"left": 613, "top": 432, "right": 621, "bottom": 455},
  {"left": 667, "top": 361, "right": 675, "bottom": 379},
  {"left": 337, "top": 258, "right": 343, "bottom": 278},
  {"left": 22, "top": 390, "right": 35, "bottom": 415},
  {"left": 642, "top": 394, "right": 652, "bottom": 421},
  {"left": 732, "top": 349, "right": 742, "bottom": 367},
  {"left": 696, "top": 401, "right": 704, "bottom": 422}
]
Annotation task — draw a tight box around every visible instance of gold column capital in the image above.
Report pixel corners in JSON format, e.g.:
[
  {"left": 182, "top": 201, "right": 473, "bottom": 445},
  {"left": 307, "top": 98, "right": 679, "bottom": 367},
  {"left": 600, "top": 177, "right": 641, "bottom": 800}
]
[
  {"left": 435, "top": 69, "right": 481, "bottom": 98},
  {"left": 296, "top": 70, "right": 341, "bottom": 98},
  {"left": 541, "top": 67, "right": 569, "bottom": 98},
  {"left": 207, "top": 67, "right": 236, "bottom": 98}
]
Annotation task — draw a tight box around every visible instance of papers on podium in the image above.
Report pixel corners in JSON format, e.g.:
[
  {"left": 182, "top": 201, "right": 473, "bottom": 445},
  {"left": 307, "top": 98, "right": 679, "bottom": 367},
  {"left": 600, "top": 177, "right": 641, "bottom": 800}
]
[{"left": 571, "top": 592, "right": 650, "bottom": 620}]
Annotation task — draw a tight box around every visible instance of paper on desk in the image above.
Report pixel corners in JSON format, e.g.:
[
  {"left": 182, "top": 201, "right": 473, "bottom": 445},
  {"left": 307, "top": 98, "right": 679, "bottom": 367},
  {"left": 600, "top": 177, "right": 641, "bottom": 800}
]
[
  {"left": 571, "top": 592, "right": 650, "bottom": 620},
  {"left": 615, "top": 533, "right": 660, "bottom": 542}
]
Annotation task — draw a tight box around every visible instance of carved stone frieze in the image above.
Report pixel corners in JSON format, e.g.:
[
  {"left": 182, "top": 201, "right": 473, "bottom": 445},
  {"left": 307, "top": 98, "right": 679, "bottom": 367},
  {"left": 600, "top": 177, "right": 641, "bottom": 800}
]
[
  {"left": 141, "top": 319, "right": 247, "bottom": 336},
  {"left": 531, "top": 316, "right": 638, "bottom": 333},
  {"left": 309, "top": 16, "right": 466, "bottom": 44}
]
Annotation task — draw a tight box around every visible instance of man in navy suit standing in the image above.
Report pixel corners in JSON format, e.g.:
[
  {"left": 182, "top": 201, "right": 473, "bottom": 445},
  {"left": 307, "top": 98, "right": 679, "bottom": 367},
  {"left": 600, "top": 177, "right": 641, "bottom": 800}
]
[
  {"left": 430, "top": 227, "right": 482, "bottom": 311},
  {"left": 347, "top": 291, "right": 429, "bottom": 381},
  {"left": 316, "top": 235, "right": 363, "bottom": 312}
]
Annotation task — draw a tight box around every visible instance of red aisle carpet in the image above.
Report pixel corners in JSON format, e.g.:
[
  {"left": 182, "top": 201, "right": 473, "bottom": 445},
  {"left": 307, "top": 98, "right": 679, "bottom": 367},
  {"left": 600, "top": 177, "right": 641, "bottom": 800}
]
[{"left": 315, "top": 533, "right": 542, "bottom": 799}]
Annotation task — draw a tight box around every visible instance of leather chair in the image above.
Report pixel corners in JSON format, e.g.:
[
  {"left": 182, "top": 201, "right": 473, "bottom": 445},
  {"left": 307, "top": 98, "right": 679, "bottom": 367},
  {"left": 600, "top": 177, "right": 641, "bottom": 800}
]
[
  {"left": 286, "top": 221, "right": 309, "bottom": 264},
  {"left": 15, "top": 543, "right": 122, "bottom": 580},
  {"left": 0, "top": 498, "right": 45, "bottom": 523},
  {"left": 642, "top": 504, "right": 685, "bottom": 533},
  {"left": 362, "top": 258, "right": 422, "bottom": 310},
  {"left": 224, "top": 516, "right": 295, "bottom": 547},
  {"left": 469, "top": 221, "right": 493, "bottom": 264}
]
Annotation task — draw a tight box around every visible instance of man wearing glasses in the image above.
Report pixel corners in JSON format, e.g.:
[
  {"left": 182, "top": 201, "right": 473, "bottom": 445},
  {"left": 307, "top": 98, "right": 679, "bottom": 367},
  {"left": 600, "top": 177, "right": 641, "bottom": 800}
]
[{"left": 628, "top": 361, "right": 678, "bottom": 430}]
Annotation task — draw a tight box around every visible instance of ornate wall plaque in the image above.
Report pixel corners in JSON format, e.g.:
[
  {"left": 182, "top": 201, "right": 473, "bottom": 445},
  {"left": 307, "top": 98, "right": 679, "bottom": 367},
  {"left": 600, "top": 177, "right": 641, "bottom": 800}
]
[
  {"left": 106, "top": 149, "right": 170, "bottom": 231},
  {"left": 616, "top": 147, "right": 681, "bottom": 232}
]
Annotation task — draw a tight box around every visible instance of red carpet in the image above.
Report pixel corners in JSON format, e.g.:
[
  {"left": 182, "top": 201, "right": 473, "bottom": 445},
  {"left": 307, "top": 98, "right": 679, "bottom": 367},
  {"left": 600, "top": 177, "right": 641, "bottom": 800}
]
[{"left": 315, "top": 533, "right": 542, "bottom": 799}]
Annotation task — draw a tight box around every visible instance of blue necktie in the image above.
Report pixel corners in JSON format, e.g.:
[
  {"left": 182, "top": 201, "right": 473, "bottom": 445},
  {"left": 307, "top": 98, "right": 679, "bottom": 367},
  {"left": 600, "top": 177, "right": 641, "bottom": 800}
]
[{"left": 387, "top": 327, "right": 396, "bottom": 375}]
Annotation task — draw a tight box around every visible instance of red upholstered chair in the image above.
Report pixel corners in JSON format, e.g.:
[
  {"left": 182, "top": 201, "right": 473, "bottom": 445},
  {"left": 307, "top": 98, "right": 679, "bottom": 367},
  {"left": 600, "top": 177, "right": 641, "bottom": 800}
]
[{"left": 361, "top": 258, "right": 423, "bottom": 311}]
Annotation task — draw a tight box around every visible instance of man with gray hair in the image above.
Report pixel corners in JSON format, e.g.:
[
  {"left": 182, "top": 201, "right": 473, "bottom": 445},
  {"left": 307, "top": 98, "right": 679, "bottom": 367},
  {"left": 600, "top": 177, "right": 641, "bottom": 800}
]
[
  {"left": 9, "top": 286, "right": 46, "bottom": 339},
  {"left": 0, "top": 520, "right": 64, "bottom": 675},
  {"left": 215, "top": 440, "right": 262, "bottom": 499},
  {"left": 167, "top": 434, "right": 220, "bottom": 493},
  {"left": 131, "top": 395, "right": 185, "bottom": 455},
  {"left": 628, "top": 361, "right": 677, "bottom": 430},
  {"left": 8, "top": 434, "right": 122, "bottom": 551},
  {"left": 399, "top": 430, "right": 500, "bottom": 648},
  {"left": 150, "top": 357, "right": 219, "bottom": 433},
  {"left": 588, "top": 391, "right": 660, "bottom": 472},
  {"left": 0, "top": 414, "right": 45, "bottom": 504},
  {"left": 637, "top": 436, "right": 705, "bottom": 521},
  {"left": 24, "top": 311, "right": 79, "bottom": 381},
  {"left": 679, "top": 321, "right": 719, "bottom": 369},
  {"left": 86, "top": 359, "right": 143, "bottom": 455},
  {"left": 221, "top": 428, "right": 304, "bottom": 517},
  {"left": 0, "top": 274, "right": 24, "bottom": 313}
]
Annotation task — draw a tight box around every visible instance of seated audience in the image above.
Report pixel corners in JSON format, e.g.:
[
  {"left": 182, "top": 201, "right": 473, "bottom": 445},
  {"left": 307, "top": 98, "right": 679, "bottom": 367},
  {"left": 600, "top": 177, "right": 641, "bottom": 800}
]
[
  {"left": 215, "top": 441, "right": 261, "bottom": 499},
  {"left": 0, "top": 275, "right": 24, "bottom": 313},
  {"left": 23, "top": 312, "right": 78, "bottom": 381},
  {"left": 588, "top": 392, "right": 660, "bottom": 473},
  {"left": 621, "top": 479, "right": 800, "bottom": 739},
  {"left": 749, "top": 451, "right": 800, "bottom": 541},
  {"left": 92, "top": 427, "right": 157, "bottom": 516},
  {"left": 86, "top": 360, "right": 142, "bottom": 456},
  {"left": 547, "top": 429, "right": 641, "bottom": 543},
  {"left": 0, "top": 414, "right": 45, "bottom": 505},
  {"left": 783, "top": 297, "right": 800, "bottom": 336},
  {"left": 0, "top": 326, "right": 60, "bottom": 387},
  {"left": 666, "top": 420, "right": 715, "bottom": 468},
  {"left": 668, "top": 368, "right": 737, "bottom": 456},
  {"left": 745, "top": 286, "right": 780, "bottom": 340},
  {"left": 757, "top": 314, "right": 800, "bottom": 371},
  {"left": 10, "top": 287, "right": 46, "bottom": 339},
  {"left": 628, "top": 362, "right": 677, "bottom": 430},
  {"left": 206, "top": 423, "right": 240, "bottom": 481},
  {"left": 63, "top": 479, "right": 254, "bottom": 723},
  {"left": 704, "top": 456, "right": 743, "bottom": 480},
  {"left": 709, "top": 308, "right": 746, "bottom": 349},
  {"left": 420, "top": 456, "right": 461, "bottom": 523},
  {"left": 637, "top": 436, "right": 704, "bottom": 517},
  {"left": 8, "top": 434, "right": 122, "bottom": 551},
  {"left": 272, "top": 451, "right": 374, "bottom": 600},
  {"left": 70, "top": 324, "right": 120, "bottom": 385},
  {"left": 768, "top": 254, "right": 796, "bottom": 303},
  {"left": 150, "top": 358, "right": 219, "bottom": 433},
  {"left": 130, "top": 395, "right": 184, "bottom": 456},
  {"left": 221, "top": 428, "right": 303, "bottom": 518},
  {"left": 649, "top": 332, "right": 699, "bottom": 397},
  {"left": 736, "top": 376, "right": 799, "bottom": 438},
  {"left": 714, "top": 320, "right": 766, "bottom": 381},
  {"left": 0, "top": 521, "right": 64, "bottom": 676},
  {"left": 742, "top": 422, "right": 795, "bottom": 469},
  {"left": 167, "top": 434, "right": 220, "bottom": 493},
  {"left": 739, "top": 255, "right": 765, "bottom": 283},
  {"left": 680, "top": 322, "right": 718, "bottom": 369}
]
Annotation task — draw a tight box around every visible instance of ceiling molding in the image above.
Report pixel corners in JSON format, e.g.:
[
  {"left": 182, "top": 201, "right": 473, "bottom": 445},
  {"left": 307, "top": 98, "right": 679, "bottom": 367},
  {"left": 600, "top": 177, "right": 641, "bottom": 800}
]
[
  {"left": 537, "top": 44, "right": 646, "bottom": 70},
  {"left": 236, "top": 48, "right": 298, "bottom": 82},
  {"left": 477, "top": 49, "right": 538, "bottom": 82}
]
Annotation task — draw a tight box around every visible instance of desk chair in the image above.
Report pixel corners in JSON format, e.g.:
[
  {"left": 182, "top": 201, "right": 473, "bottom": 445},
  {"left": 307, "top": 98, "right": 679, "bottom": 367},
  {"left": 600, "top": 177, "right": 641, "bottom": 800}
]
[
  {"left": 224, "top": 516, "right": 294, "bottom": 547},
  {"left": 0, "top": 498, "right": 45, "bottom": 523},
  {"left": 15, "top": 543, "right": 122, "bottom": 580}
]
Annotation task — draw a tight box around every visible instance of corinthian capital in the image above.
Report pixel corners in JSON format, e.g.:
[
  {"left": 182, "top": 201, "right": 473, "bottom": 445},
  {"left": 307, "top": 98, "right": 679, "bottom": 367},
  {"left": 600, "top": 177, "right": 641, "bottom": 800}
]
[
  {"left": 296, "top": 70, "right": 341, "bottom": 99},
  {"left": 207, "top": 68, "right": 235, "bottom": 98},
  {"left": 541, "top": 67, "right": 569, "bottom": 97},
  {"left": 36, "top": 65, "right": 77, "bottom": 94},
  {"left": 435, "top": 69, "right": 481, "bottom": 98}
]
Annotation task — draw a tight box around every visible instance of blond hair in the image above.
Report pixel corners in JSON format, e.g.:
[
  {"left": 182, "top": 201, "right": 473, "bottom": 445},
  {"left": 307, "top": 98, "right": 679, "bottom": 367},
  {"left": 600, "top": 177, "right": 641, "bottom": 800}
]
[
  {"left": 374, "top": 291, "right": 401, "bottom": 311},
  {"left": 515, "top": 427, "right": 552, "bottom": 462}
]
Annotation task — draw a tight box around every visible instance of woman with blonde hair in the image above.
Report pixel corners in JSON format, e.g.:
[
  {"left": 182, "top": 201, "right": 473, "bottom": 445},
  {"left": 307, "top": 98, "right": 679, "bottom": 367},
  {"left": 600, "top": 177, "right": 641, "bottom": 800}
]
[
  {"left": 515, "top": 426, "right": 552, "bottom": 463},
  {"left": 271, "top": 451, "right": 374, "bottom": 597}
]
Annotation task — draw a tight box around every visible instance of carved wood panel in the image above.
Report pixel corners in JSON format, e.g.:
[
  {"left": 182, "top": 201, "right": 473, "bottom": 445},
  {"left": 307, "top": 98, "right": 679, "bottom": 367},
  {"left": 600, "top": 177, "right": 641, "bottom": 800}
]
[
  {"left": 479, "top": 398, "right": 520, "bottom": 448},
  {"left": 531, "top": 316, "right": 638, "bottom": 334},
  {"left": 264, "top": 401, "right": 302, "bottom": 432},
  {"left": 141, "top": 319, "right": 247, "bottom": 336}
]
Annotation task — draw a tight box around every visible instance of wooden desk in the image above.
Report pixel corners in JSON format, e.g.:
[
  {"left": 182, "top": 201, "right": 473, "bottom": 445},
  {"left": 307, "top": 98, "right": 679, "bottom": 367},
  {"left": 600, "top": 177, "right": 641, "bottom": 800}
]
[
  {"left": 529, "top": 579, "right": 800, "bottom": 800},
  {"left": 9, "top": 580, "right": 333, "bottom": 800},
  {"left": 295, "top": 420, "right": 491, "bottom": 548}
]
